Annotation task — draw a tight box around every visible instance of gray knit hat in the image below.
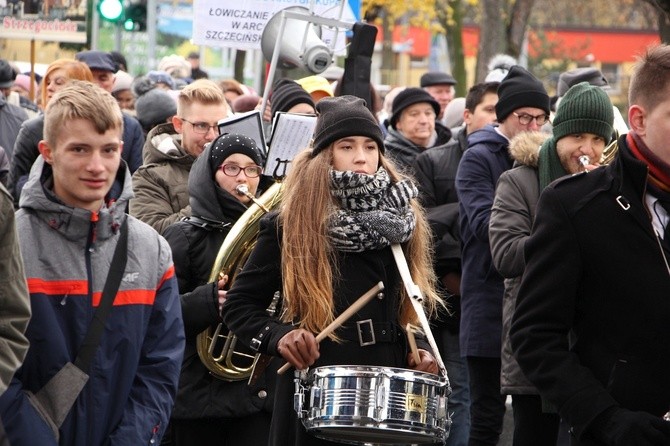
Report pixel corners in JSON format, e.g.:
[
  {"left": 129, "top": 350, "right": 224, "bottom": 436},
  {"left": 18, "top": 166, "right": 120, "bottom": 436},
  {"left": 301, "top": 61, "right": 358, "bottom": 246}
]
[
  {"left": 312, "top": 95, "right": 384, "bottom": 155},
  {"left": 552, "top": 82, "right": 614, "bottom": 142},
  {"left": 135, "top": 88, "right": 177, "bottom": 133}
]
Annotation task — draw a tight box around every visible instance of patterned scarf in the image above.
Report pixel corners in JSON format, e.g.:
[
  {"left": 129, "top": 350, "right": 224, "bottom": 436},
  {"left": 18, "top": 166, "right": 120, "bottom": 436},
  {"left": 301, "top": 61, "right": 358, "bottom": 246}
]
[{"left": 328, "top": 167, "right": 417, "bottom": 252}]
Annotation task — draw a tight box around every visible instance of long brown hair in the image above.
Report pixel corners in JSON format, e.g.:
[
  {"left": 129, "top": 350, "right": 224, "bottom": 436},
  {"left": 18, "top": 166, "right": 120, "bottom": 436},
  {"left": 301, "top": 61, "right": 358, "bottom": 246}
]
[{"left": 279, "top": 147, "right": 441, "bottom": 338}]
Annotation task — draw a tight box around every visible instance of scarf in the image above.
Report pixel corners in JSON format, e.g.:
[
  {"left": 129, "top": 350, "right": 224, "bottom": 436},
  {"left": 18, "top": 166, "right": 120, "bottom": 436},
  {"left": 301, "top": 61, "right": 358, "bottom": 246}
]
[
  {"left": 538, "top": 136, "right": 570, "bottom": 190},
  {"left": 328, "top": 167, "right": 417, "bottom": 252},
  {"left": 627, "top": 132, "right": 670, "bottom": 199}
]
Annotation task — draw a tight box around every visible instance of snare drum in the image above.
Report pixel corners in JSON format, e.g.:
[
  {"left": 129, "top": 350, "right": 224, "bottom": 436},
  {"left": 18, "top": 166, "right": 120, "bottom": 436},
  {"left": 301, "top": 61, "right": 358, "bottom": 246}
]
[{"left": 294, "top": 365, "right": 451, "bottom": 445}]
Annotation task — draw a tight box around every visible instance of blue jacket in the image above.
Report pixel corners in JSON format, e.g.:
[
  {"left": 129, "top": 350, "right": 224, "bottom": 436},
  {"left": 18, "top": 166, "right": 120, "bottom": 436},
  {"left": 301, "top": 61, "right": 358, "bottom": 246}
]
[
  {"left": 455, "top": 125, "right": 512, "bottom": 357},
  {"left": 0, "top": 157, "right": 184, "bottom": 446}
]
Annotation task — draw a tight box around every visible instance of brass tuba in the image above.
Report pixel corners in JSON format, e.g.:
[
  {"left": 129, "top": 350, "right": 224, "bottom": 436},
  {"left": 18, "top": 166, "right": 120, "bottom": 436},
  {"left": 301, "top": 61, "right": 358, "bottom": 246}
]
[
  {"left": 196, "top": 181, "right": 284, "bottom": 381},
  {"left": 600, "top": 105, "right": 629, "bottom": 165}
]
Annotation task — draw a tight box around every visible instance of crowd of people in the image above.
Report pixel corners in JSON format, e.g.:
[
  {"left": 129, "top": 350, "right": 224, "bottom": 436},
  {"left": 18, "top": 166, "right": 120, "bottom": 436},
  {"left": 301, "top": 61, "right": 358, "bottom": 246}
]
[{"left": 0, "top": 43, "right": 669, "bottom": 446}]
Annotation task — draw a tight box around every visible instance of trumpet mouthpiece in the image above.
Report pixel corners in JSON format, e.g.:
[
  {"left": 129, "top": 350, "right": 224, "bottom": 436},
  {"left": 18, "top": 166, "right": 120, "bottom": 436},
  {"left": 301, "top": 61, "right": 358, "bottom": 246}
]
[
  {"left": 578, "top": 155, "right": 590, "bottom": 167},
  {"left": 235, "top": 184, "right": 249, "bottom": 196}
]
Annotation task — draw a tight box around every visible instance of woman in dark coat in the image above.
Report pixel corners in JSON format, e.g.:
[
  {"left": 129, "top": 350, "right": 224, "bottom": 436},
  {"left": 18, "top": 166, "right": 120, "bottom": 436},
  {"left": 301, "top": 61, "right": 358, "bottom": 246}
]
[
  {"left": 163, "top": 133, "right": 273, "bottom": 445},
  {"left": 222, "top": 95, "right": 444, "bottom": 446}
]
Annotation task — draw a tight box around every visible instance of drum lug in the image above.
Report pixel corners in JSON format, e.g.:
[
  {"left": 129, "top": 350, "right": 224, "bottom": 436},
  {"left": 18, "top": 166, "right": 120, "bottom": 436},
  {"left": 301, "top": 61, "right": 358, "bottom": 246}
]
[
  {"left": 294, "top": 370, "right": 307, "bottom": 419},
  {"left": 375, "top": 383, "right": 386, "bottom": 418}
]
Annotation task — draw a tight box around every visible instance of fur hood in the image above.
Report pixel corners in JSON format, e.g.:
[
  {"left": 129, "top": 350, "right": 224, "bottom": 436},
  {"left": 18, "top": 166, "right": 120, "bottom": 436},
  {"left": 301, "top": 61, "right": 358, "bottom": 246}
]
[{"left": 508, "top": 131, "right": 550, "bottom": 168}]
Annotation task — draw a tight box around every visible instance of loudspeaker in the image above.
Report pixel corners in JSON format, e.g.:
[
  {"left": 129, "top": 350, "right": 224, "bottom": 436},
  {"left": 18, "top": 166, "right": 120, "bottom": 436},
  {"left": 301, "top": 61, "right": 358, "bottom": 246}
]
[{"left": 260, "top": 6, "right": 332, "bottom": 74}]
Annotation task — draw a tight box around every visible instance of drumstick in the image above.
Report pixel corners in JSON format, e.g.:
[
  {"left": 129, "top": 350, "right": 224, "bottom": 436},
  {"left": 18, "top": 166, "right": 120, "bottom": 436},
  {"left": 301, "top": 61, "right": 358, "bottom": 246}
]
[
  {"left": 406, "top": 323, "right": 421, "bottom": 364},
  {"left": 277, "top": 281, "right": 384, "bottom": 375}
]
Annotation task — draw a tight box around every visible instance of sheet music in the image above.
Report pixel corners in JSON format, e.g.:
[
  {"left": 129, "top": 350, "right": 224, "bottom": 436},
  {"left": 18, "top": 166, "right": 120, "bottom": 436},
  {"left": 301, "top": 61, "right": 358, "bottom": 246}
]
[
  {"left": 266, "top": 112, "right": 317, "bottom": 179},
  {"left": 217, "top": 110, "right": 267, "bottom": 156}
]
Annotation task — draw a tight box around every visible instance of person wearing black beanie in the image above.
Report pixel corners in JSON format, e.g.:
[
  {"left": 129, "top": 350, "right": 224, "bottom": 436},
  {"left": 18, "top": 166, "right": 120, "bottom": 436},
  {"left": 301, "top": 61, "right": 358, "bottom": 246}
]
[
  {"left": 312, "top": 95, "right": 384, "bottom": 156},
  {"left": 455, "top": 66, "right": 549, "bottom": 446},
  {"left": 383, "top": 87, "right": 451, "bottom": 174},
  {"left": 221, "top": 92, "right": 446, "bottom": 446},
  {"left": 162, "top": 132, "right": 273, "bottom": 446},
  {"left": 269, "top": 78, "right": 315, "bottom": 120}
]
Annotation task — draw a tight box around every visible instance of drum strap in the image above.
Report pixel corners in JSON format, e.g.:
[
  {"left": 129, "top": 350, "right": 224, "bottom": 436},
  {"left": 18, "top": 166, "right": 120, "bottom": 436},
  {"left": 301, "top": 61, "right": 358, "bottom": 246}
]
[{"left": 391, "top": 244, "right": 449, "bottom": 380}]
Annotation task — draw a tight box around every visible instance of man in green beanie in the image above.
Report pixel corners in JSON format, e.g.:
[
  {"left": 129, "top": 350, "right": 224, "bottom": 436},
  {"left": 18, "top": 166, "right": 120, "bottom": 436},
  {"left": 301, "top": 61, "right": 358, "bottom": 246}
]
[{"left": 488, "top": 81, "right": 614, "bottom": 445}]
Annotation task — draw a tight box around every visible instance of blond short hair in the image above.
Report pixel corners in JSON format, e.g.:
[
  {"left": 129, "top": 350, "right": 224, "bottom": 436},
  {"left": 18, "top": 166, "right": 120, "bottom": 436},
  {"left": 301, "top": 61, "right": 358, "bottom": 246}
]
[
  {"left": 44, "top": 80, "right": 123, "bottom": 146},
  {"left": 177, "top": 79, "right": 226, "bottom": 117}
]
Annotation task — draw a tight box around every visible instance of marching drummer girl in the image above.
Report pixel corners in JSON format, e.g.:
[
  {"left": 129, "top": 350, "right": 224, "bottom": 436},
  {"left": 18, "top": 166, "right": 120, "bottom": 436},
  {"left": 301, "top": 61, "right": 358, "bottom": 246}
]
[{"left": 222, "top": 95, "right": 443, "bottom": 445}]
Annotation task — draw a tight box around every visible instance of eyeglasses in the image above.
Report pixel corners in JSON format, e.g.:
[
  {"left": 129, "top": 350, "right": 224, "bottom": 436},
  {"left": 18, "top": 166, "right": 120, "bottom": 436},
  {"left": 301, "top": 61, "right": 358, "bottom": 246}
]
[
  {"left": 513, "top": 112, "right": 549, "bottom": 126},
  {"left": 181, "top": 118, "right": 219, "bottom": 134},
  {"left": 220, "top": 164, "right": 263, "bottom": 178}
]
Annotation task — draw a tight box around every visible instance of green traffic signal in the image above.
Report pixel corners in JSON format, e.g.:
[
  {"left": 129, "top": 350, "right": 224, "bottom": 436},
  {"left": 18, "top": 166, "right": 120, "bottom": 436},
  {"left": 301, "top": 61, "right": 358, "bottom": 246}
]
[
  {"left": 98, "top": 0, "right": 124, "bottom": 22},
  {"left": 123, "top": 3, "right": 147, "bottom": 32}
]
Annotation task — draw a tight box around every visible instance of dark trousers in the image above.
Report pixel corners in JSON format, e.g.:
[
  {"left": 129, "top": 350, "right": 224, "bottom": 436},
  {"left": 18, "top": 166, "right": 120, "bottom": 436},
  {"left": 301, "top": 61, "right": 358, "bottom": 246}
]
[
  {"left": 166, "top": 412, "right": 272, "bottom": 446},
  {"left": 511, "top": 394, "right": 559, "bottom": 446},
  {"left": 466, "top": 356, "right": 506, "bottom": 446}
]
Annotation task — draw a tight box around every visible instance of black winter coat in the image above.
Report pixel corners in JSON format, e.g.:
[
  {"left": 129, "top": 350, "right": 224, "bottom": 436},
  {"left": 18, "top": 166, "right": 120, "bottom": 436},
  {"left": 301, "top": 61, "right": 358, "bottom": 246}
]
[
  {"left": 163, "top": 145, "right": 274, "bottom": 420},
  {"left": 510, "top": 136, "right": 670, "bottom": 444},
  {"left": 222, "top": 213, "right": 429, "bottom": 446}
]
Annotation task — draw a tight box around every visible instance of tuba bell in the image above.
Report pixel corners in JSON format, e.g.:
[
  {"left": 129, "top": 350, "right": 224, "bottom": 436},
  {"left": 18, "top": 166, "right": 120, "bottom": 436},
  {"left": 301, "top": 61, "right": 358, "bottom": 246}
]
[
  {"left": 196, "top": 181, "right": 284, "bottom": 381},
  {"left": 600, "top": 105, "right": 629, "bottom": 165}
]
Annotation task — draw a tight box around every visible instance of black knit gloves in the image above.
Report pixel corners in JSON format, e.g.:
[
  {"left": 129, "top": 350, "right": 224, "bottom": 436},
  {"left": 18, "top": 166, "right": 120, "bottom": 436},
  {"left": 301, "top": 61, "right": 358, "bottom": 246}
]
[{"left": 587, "top": 407, "right": 670, "bottom": 445}]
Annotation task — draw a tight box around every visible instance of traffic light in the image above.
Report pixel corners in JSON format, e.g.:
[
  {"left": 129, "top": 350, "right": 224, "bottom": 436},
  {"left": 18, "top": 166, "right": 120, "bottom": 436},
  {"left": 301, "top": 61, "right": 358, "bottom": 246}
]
[
  {"left": 98, "top": 0, "right": 124, "bottom": 22},
  {"left": 123, "top": 3, "right": 147, "bottom": 32}
]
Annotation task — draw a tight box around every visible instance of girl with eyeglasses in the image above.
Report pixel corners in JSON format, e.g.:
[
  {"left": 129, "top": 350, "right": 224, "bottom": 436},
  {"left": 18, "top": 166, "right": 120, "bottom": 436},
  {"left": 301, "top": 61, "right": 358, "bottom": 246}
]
[{"left": 162, "top": 133, "right": 273, "bottom": 446}]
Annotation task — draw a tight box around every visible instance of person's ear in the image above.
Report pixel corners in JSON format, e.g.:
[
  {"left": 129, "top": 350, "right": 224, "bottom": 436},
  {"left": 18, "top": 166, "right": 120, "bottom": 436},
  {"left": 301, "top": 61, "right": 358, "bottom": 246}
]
[
  {"left": 38, "top": 140, "right": 54, "bottom": 165},
  {"left": 172, "top": 115, "right": 183, "bottom": 133},
  {"left": 628, "top": 105, "right": 646, "bottom": 136}
]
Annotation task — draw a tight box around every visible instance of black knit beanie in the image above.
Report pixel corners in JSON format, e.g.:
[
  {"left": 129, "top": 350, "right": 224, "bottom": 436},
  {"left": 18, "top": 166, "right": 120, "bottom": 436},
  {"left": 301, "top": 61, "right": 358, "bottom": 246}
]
[
  {"left": 270, "top": 78, "right": 315, "bottom": 119},
  {"left": 495, "top": 65, "right": 550, "bottom": 122},
  {"left": 209, "top": 133, "right": 263, "bottom": 177},
  {"left": 390, "top": 87, "right": 440, "bottom": 129},
  {"left": 312, "top": 95, "right": 385, "bottom": 155},
  {"left": 552, "top": 82, "right": 614, "bottom": 142}
]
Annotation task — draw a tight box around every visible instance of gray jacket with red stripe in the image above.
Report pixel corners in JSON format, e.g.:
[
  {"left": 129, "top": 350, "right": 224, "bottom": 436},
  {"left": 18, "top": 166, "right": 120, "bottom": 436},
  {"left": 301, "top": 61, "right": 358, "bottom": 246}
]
[{"left": 0, "top": 157, "right": 185, "bottom": 446}]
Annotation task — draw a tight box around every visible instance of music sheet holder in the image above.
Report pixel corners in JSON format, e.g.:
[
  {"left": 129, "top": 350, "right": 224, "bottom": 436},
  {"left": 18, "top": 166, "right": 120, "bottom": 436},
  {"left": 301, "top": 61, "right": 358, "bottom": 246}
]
[
  {"left": 217, "top": 110, "right": 268, "bottom": 157},
  {"left": 265, "top": 112, "right": 318, "bottom": 179}
]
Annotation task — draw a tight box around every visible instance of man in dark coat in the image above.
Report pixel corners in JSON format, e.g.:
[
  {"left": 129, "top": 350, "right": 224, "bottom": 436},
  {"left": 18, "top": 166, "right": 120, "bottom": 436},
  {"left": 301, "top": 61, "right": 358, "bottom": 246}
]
[
  {"left": 412, "top": 81, "right": 499, "bottom": 446},
  {"left": 455, "top": 66, "right": 550, "bottom": 445},
  {"left": 384, "top": 87, "right": 451, "bottom": 175},
  {"left": 510, "top": 45, "right": 670, "bottom": 446}
]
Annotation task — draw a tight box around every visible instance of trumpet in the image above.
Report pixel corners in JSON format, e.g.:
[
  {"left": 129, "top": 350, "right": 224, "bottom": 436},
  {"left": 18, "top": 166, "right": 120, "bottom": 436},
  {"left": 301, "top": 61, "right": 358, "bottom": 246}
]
[{"left": 578, "top": 155, "right": 591, "bottom": 172}]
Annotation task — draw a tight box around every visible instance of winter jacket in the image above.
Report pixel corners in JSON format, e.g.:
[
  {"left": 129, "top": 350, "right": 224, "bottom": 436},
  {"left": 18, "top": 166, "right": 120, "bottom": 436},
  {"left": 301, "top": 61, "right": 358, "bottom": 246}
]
[
  {"left": 384, "top": 121, "right": 452, "bottom": 177},
  {"left": 0, "top": 183, "right": 30, "bottom": 394},
  {"left": 510, "top": 136, "right": 670, "bottom": 444},
  {"left": 130, "top": 123, "right": 195, "bottom": 235},
  {"left": 163, "top": 144, "right": 274, "bottom": 420},
  {"left": 412, "top": 127, "right": 467, "bottom": 332},
  {"left": 0, "top": 157, "right": 185, "bottom": 446},
  {"left": 455, "top": 124, "right": 513, "bottom": 357},
  {"left": 222, "top": 213, "right": 431, "bottom": 446},
  {"left": 489, "top": 131, "right": 548, "bottom": 394},
  {"left": 8, "top": 113, "right": 144, "bottom": 207}
]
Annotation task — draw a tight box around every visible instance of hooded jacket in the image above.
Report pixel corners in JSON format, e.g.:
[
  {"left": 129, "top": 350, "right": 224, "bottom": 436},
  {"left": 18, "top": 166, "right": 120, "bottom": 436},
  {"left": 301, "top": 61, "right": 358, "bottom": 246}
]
[
  {"left": 489, "top": 131, "right": 548, "bottom": 394},
  {"left": 0, "top": 157, "right": 185, "bottom": 446},
  {"left": 130, "top": 123, "right": 195, "bottom": 235},
  {"left": 163, "top": 144, "right": 274, "bottom": 420}
]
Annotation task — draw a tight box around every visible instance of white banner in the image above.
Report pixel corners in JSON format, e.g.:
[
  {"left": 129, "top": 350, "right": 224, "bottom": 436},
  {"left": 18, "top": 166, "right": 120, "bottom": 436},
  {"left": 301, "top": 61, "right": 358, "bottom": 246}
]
[{"left": 192, "top": 0, "right": 356, "bottom": 51}]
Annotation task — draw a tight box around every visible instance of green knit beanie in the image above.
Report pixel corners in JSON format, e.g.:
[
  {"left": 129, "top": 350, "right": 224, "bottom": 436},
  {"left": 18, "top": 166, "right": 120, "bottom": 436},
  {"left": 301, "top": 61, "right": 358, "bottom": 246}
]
[{"left": 552, "top": 81, "right": 614, "bottom": 142}]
